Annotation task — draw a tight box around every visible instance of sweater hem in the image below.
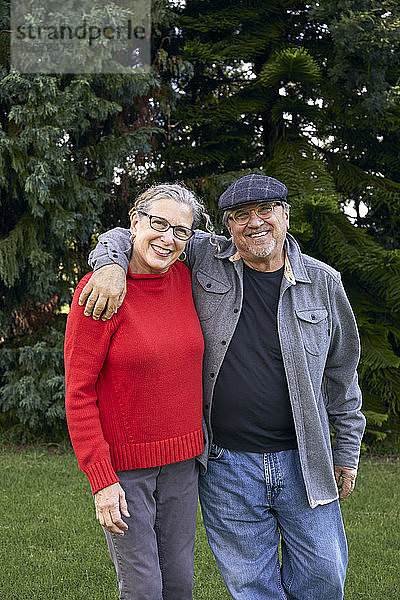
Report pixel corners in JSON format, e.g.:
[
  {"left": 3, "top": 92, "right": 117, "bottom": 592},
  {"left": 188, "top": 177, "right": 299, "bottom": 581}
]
[
  {"left": 84, "top": 429, "right": 204, "bottom": 494},
  {"left": 110, "top": 429, "right": 204, "bottom": 472}
]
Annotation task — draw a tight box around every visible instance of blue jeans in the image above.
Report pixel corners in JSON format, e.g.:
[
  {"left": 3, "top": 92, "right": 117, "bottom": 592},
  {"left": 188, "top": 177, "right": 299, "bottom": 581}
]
[{"left": 198, "top": 447, "right": 347, "bottom": 600}]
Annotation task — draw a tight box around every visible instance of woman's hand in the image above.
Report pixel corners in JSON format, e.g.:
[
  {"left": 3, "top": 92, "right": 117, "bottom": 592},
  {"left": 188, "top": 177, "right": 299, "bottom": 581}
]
[{"left": 95, "top": 482, "right": 130, "bottom": 535}]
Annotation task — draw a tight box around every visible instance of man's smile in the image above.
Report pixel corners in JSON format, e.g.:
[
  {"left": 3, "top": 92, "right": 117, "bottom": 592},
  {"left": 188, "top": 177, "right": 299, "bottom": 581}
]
[{"left": 246, "top": 229, "right": 272, "bottom": 239}]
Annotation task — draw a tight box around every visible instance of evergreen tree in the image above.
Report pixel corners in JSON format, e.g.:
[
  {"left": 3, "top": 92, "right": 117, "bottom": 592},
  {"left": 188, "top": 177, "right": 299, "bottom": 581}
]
[
  {"left": 153, "top": 0, "right": 400, "bottom": 445},
  {"left": 309, "top": 0, "right": 400, "bottom": 249},
  {"left": 2, "top": 0, "right": 399, "bottom": 446},
  {"left": 0, "top": 0, "right": 166, "bottom": 440}
]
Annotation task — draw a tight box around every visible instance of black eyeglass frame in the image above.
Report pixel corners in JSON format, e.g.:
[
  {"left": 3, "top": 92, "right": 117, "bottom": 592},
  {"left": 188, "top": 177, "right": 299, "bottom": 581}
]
[
  {"left": 137, "top": 211, "right": 195, "bottom": 241},
  {"left": 228, "top": 200, "right": 285, "bottom": 224}
]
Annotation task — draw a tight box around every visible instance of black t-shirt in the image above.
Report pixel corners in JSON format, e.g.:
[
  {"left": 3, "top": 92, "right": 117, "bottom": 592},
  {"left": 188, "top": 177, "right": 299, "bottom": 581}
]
[{"left": 211, "top": 263, "right": 297, "bottom": 453}]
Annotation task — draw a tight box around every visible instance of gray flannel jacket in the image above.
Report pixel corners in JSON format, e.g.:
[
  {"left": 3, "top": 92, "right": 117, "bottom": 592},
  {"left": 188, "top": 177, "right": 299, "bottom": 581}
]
[{"left": 89, "top": 228, "right": 366, "bottom": 508}]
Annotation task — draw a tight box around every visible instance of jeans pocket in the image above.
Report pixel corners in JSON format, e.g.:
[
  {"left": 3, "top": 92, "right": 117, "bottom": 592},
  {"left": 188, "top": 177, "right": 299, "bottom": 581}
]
[{"left": 208, "top": 442, "right": 225, "bottom": 461}]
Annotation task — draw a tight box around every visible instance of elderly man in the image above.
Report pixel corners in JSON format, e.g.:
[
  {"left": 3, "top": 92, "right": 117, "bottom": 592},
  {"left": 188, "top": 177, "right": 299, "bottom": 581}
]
[{"left": 80, "top": 174, "right": 365, "bottom": 600}]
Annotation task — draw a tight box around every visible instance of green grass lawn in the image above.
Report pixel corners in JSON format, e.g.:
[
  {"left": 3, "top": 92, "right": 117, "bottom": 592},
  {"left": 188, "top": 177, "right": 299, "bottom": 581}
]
[{"left": 0, "top": 446, "right": 399, "bottom": 599}]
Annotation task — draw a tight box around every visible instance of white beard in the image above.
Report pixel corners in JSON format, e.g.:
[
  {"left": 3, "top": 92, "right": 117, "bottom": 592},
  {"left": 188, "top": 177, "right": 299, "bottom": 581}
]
[{"left": 245, "top": 237, "right": 276, "bottom": 257}]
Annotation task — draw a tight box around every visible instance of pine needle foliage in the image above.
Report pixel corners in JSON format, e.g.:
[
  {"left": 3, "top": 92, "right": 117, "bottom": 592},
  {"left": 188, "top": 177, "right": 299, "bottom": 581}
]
[
  {"left": 294, "top": 196, "right": 400, "bottom": 421},
  {"left": 0, "top": 1, "right": 166, "bottom": 440},
  {"left": 154, "top": 0, "right": 400, "bottom": 446},
  {"left": 1, "top": 0, "right": 400, "bottom": 447}
]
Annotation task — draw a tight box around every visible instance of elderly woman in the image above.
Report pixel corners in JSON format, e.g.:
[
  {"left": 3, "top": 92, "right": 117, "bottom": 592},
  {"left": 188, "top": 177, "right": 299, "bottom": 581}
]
[{"left": 64, "top": 184, "right": 210, "bottom": 600}]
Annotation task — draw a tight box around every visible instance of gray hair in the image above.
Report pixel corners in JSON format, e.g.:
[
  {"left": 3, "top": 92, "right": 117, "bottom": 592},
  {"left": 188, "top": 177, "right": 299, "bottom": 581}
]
[{"left": 129, "top": 182, "right": 216, "bottom": 239}]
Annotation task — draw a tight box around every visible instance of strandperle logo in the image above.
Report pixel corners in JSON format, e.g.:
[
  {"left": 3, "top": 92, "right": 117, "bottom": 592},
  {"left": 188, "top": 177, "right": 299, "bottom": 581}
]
[
  {"left": 10, "top": 0, "right": 151, "bottom": 74},
  {"left": 14, "top": 20, "right": 146, "bottom": 47}
]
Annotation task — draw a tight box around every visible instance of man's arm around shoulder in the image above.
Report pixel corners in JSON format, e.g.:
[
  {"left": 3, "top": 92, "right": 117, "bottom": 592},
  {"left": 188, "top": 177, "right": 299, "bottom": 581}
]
[
  {"left": 79, "top": 227, "right": 131, "bottom": 320},
  {"left": 80, "top": 227, "right": 227, "bottom": 320}
]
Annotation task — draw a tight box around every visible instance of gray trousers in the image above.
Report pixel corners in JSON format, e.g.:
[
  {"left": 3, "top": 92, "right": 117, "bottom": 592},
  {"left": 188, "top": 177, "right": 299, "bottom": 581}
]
[{"left": 104, "top": 458, "right": 199, "bottom": 600}]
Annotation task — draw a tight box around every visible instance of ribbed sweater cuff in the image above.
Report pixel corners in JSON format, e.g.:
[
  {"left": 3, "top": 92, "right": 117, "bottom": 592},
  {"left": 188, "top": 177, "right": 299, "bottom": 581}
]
[{"left": 84, "top": 459, "right": 120, "bottom": 495}]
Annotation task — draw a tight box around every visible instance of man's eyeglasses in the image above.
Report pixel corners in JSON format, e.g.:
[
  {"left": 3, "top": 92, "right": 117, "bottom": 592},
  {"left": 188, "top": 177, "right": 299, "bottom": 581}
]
[
  {"left": 228, "top": 201, "right": 284, "bottom": 225},
  {"left": 138, "top": 211, "right": 195, "bottom": 241}
]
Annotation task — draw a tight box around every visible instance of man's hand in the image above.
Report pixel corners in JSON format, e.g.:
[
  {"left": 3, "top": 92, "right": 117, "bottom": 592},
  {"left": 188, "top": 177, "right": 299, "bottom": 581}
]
[
  {"left": 95, "top": 482, "right": 130, "bottom": 535},
  {"left": 334, "top": 465, "right": 358, "bottom": 501},
  {"left": 79, "top": 264, "right": 127, "bottom": 321}
]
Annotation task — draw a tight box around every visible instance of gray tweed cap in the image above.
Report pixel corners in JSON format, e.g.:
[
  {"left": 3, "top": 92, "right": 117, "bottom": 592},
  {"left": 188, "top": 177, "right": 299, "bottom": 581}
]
[{"left": 218, "top": 174, "right": 288, "bottom": 211}]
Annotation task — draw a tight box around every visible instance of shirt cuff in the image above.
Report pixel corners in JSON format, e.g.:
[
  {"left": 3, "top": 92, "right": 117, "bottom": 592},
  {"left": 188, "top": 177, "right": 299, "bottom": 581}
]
[
  {"left": 89, "top": 246, "right": 129, "bottom": 273},
  {"left": 332, "top": 445, "right": 361, "bottom": 469}
]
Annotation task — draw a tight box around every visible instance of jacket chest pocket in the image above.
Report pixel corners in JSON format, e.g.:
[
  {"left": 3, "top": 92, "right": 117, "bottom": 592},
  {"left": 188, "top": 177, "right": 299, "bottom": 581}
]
[
  {"left": 295, "top": 308, "right": 329, "bottom": 356},
  {"left": 193, "top": 270, "right": 231, "bottom": 321}
]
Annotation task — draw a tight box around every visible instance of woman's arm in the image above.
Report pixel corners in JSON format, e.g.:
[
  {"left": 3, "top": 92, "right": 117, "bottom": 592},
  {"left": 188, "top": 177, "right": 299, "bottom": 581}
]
[
  {"left": 65, "top": 274, "right": 120, "bottom": 492},
  {"left": 65, "top": 275, "right": 131, "bottom": 534}
]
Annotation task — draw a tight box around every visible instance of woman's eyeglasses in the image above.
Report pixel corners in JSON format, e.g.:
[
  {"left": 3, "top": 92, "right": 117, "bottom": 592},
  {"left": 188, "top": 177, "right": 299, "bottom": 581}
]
[{"left": 138, "top": 211, "right": 195, "bottom": 241}]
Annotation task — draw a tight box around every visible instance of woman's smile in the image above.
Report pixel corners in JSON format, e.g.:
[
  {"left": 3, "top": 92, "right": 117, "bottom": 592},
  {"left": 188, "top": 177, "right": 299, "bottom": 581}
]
[
  {"left": 151, "top": 244, "right": 173, "bottom": 257},
  {"left": 129, "top": 198, "right": 193, "bottom": 274}
]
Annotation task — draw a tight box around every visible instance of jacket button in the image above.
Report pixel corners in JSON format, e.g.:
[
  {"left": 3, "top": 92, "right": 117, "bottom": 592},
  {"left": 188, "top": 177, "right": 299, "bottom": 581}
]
[
  {"left": 311, "top": 314, "right": 316, "bottom": 320},
  {"left": 210, "top": 373, "right": 215, "bottom": 378},
  {"left": 233, "top": 308, "right": 239, "bottom": 313},
  {"left": 221, "top": 340, "right": 226, "bottom": 345},
  {"left": 206, "top": 283, "right": 211, "bottom": 288}
]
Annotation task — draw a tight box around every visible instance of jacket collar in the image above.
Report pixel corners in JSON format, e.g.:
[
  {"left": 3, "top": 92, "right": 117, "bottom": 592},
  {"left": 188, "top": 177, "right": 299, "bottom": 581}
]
[{"left": 216, "top": 232, "right": 311, "bottom": 285}]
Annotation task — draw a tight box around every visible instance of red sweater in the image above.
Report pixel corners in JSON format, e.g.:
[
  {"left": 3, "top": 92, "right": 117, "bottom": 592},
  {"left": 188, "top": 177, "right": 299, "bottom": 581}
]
[{"left": 64, "top": 262, "right": 204, "bottom": 494}]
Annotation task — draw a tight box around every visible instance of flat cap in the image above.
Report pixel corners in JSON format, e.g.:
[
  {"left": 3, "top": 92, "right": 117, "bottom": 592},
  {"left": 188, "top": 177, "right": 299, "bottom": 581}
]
[{"left": 218, "top": 174, "right": 288, "bottom": 211}]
